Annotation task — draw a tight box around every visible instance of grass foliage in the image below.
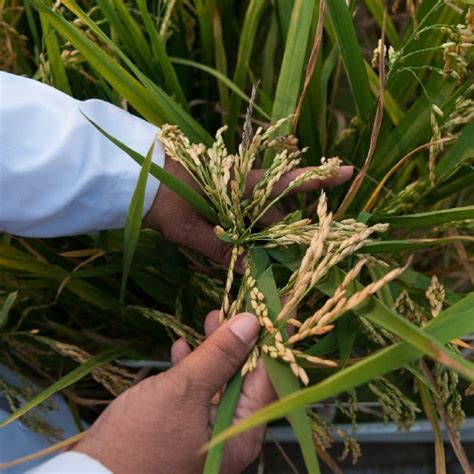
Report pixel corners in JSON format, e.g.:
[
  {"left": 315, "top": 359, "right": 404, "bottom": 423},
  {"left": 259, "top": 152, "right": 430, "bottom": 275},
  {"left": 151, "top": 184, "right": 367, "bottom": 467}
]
[{"left": 0, "top": 0, "right": 473, "bottom": 472}]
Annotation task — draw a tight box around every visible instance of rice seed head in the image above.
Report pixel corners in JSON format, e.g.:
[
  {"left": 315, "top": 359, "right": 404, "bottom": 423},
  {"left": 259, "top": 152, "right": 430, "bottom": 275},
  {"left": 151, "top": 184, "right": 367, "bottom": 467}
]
[{"left": 425, "top": 275, "right": 445, "bottom": 318}]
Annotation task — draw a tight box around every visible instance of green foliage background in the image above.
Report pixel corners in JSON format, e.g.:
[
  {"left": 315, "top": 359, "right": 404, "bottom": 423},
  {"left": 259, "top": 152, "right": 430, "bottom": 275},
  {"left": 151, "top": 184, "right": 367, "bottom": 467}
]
[{"left": 0, "top": 0, "right": 473, "bottom": 472}]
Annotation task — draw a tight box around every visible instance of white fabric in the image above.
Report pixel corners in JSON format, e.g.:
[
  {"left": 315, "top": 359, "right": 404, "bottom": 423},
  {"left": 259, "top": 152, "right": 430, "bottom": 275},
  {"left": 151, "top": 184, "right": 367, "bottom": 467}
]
[
  {"left": 0, "top": 73, "right": 165, "bottom": 471},
  {"left": 0, "top": 72, "right": 164, "bottom": 237},
  {"left": 29, "top": 452, "right": 111, "bottom": 474}
]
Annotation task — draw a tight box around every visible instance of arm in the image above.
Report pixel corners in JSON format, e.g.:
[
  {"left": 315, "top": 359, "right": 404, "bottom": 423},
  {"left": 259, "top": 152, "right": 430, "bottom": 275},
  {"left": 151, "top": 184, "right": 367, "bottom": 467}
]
[{"left": 0, "top": 72, "right": 164, "bottom": 237}]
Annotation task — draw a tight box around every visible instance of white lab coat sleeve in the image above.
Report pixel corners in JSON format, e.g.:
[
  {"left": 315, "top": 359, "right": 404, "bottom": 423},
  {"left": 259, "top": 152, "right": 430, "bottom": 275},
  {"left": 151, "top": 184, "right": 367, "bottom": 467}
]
[
  {"left": 29, "top": 452, "right": 112, "bottom": 474},
  {"left": 0, "top": 72, "right": 164, "bottom": 237}
]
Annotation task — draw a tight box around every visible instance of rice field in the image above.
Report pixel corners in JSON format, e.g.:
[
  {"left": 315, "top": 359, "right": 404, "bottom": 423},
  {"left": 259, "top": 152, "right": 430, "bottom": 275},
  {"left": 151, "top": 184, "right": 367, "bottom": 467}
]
[{"left": 0, "top": 1, "right": 473, "bottom": 472}]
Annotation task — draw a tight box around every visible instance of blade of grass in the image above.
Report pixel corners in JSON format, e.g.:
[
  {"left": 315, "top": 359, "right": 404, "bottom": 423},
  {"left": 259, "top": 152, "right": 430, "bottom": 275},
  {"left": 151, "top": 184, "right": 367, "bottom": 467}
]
[
  {"left": 292, "top": 0, "right": 325, "bottom": 132},
  {"left": 319, "top": 45, "right": 338, "bottom": 154},
  {"left": 263, "top": 0, "right": 316, "bottom": 167},
  {"left": 83, "top": 114, "right": 218, "bottom": 224},
  {"left": 420, "top": 360, "right": 474, "bottom": 474},
  {"left": 361, "top": 236, "right": 474, "bottom": 254},
  {"left": 262, "top": 10, "right": 278, "bottom": 97},
  {"left": 0, "top": 243, "right": 120, "bottom": 312},
  {"left": 136, "top": 0, "right": 187, "bottom": 108},
  {"left": 326, "top": 0, "right": 374, "bottom": 120},
  {"left": 316, "top": 267, "right": 474, "bottom": 381},
  {"left": 337, "top": 314, "right": 357, "bottom": 368},
  {"left": 275, "top": 0, "right": 293, "bottom": 42},
  {"left": 369, "top": 206, "right": 474, "bottom": 229},
  {"left": 24, "top": 0, "right": 41, "bottom": 60},
  {"left": 194, "top": 0, "right": 214, "bottom": 65},
  {"left": 251, "top": 253, "right": 320, "bottom": 474},
  {"left": 363, "top": 0, "right": 401, "bottom": 49},
  {"left": 95, "top": 0, "right": 152, "bottom": 76},
  {"left": 226, "top": 0, "right": 265, "bottom": 148},
  {"left": 417, "top": 379, "right": 446, "bottom": 474},
  {"left": 203, "top": 373, "right": 243, "bottom": 473},
  {"left": 335, "top": 18, "right": 385, "bottom": 219},
  {"left": 0, "top": 291, "right": 18, "bottom": 329},
  {"left": 170, "top": 57, "right": 269, "bottom": 119},
  {"left": 0, "top": 345, "right": 133, "bottom": 429},
  {"left": 120, "top": 142, "right": 155, "bottom": 305},
  {"left": 363, "top": 137, "right": 455, "bottom": 212},
  {"left": 204, "top": 292, "right": 474, "bottom": 449},
  {"left": 263, "top": 355, "right": 321, "bottom": 474},
  {"left": 34, "top": 0, "right": 212, "bottom": 144},
  {"left": 39, "top": 14, "right": 71, "bottom": 94},
  {"left": 366, "top": 62, "right": 404, "bottom": 125},
  {"left": 209, "top": 0, "right": 229, "bottom": 121},
  {"left": 436, "top": 119, "right": 474, "bottom": 181}
]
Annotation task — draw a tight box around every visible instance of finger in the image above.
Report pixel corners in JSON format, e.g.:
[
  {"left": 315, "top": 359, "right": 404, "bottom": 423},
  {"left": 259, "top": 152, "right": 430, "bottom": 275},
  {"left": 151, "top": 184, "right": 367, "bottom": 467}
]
[
  {"left": 204, "top": 310, "right": 221, "bottom": 337},
  {"left": 181, "top": 217, "right": 246, "bottom": 273},
  {"left": 238, "top": 359, "right": 275, "bottom": 419},
  {"left": 222, "top": 359, "right": 276, "bottom": 472},
  {"left": 257, "top": 206, "right": 284, "bottom": 227},
  {"left": 171, "top": 338, "right": 192, "bottom": 365},
  {"left": 173, "top": 312, "right": 260, "bottom": 399},
  {"left": 245, "top": 165, "right": 354, "bottom": 197}
]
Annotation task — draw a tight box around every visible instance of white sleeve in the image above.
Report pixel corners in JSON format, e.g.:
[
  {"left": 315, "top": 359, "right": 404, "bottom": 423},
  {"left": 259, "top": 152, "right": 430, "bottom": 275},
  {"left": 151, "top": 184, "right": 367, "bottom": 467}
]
[
  {"left": 29, "top": 452, "right": 112, "bottom": 474},
  {"left": 0, "top": 72, "right": 164, "bottom": 237}
]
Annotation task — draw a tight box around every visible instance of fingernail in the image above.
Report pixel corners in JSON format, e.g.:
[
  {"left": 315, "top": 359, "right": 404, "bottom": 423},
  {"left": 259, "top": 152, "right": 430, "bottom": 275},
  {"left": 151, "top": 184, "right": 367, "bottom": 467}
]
[{"left": 229, "top": 312, "right": 260, "bottom": 345}]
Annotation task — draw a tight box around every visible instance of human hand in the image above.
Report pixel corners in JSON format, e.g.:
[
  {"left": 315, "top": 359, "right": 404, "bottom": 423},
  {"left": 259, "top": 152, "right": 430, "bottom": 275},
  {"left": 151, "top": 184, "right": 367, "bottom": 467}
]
[
  {"left": 73, "top": 311, "right": 273, "bottom": 473},
  {"left": 143, "top": 156, "right": 353, "bottom": 269}
]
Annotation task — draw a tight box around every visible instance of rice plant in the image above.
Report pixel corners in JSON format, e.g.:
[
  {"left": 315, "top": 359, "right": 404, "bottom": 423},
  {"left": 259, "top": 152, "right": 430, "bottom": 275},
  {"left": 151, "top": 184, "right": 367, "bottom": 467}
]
[{"left": 0, "top": 0, "right": 473, "bottom": 472}]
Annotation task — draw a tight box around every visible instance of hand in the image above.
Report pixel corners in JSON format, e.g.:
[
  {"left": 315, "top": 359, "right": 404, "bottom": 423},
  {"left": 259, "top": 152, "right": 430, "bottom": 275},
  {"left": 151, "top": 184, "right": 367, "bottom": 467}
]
[
  {"left": 73, "top": 311, "right": 273, "bottom": 474},
  {"left": 143, "top": 156, "right": 353, "bottom": 268}
]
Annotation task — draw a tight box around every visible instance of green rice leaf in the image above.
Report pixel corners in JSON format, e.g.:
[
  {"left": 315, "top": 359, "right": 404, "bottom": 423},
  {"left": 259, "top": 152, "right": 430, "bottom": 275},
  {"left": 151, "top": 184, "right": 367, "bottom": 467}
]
[
  {"left": 136, "top": 0, "right": 188, "bottom": 108},
  {"left": 95, "top": 0, "right": 152, "bottom": 75},
  {"left": 252, "top": 253, "right": 320, "bottom": 474},
  {"left": 436, "top": 119, "right": 474, "bottom": 181},
  {"left": 0, "top": 292, "right": 18, "bottom": 330},
  {"left": 0, "top": 345, "right": 133, "bottom": 429},
  {"left": 170, "top": 58, "right": 269, "bottom": 119},
  {"left": 226, "top": 0, "right": 266, "bottom": 147},
  {"left": 203, "top": 373, "right": 244, "bottom": 474},
  {"left": 39, "top": 14, "right": 71, "bottom": 95},
  {"left": 209, "top": 0, "right": 229, "bottom": 117},
  {"left": 82, "top": 115, "right": 218, "bottom": 224},
  {"left": 315, "top": 267, "right": 474, "bottom": 381},
  {"left": 337, "top": 314, "right": 358, "bottom": 368},
  {"left": 0, "top": 243, "right": 120, "bottom": 312},
  {"left": 361, "top": 236, "right": 474, "bottom": 254},
  {"left": 326, "top": 0, "right": 374, "bottom": 120},
  {"left": 33, "top": 0, "right": 212, "bottom": 145},
  {"left": 319, "top": 46, "right": 339, "bottom": 153},
  {"left": 366, "top": 62, "right": 404, "bottom": 125},
  {"left": 369, "top": 206, "right": 474, "bottom": 229},
  {"left": 120, "top": 142, "right": 155, "bottom": 305},
  {"left": 263, "top": 355, "right": 321, "bottom": 474},
  {"left": 262, "top": 11, "right": 278, "bottom": 97},
  {"left": 363, "top": 0, "right": 401, "bottom": 49},
  {"left": 263, "top": 0, "right": 316, "bottom": 167},
  {"left": 205, "top": 292, "right": 474, "bottom": 448}
]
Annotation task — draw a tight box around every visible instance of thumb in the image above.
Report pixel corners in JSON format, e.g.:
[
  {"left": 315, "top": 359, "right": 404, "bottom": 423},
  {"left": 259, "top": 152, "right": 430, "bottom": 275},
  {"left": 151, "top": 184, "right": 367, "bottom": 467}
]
[{"left": 173, "top": 313, "right": 260, "bottom": 399}]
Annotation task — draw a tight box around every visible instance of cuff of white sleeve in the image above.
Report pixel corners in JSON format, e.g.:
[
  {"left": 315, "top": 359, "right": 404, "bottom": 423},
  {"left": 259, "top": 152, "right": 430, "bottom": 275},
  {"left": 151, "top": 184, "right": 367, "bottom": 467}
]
[
  {"left": 80, "top": 99, "right": 166, "bottom": 233},
  {"left": 29, "top": 452, "right": 112, "bottom": 474}
]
